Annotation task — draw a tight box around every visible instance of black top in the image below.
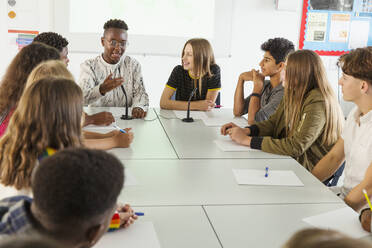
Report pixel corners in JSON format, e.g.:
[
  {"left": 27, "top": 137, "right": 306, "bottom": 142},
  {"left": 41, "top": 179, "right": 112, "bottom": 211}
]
[{"left": 166, "top": 64, "right": 221, "bottom": 101}]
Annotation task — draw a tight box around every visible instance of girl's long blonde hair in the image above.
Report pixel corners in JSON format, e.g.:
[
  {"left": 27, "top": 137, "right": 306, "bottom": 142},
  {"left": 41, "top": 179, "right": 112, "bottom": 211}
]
[
  {"left": 25, "top": 60, "right": 74, "bottom": 89},
  {"left": 182, "top": 38, "right": 216, "bottom": 95},
  {"left": 284, "top": 50, "right": 343, "bottom": 146},
  {"left": 0, "top": 77, "right": 83, "bottom": 189}
]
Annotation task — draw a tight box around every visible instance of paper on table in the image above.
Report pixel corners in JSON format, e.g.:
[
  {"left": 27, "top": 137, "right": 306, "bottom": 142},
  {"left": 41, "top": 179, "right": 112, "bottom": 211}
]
[
  {"left": 173, "top": 110, "right": 208, "bottom": 120},
  {"left": 302, "top": 207, "right": 369, "bottom": 238},
  {"left": 232, "top": 169, "right": 304, "bottom": 186},
  {"left": 202, "top": 116, "right": 247, "bottom": 127},
  {"left": 214, "top": 138, "right": 257, "bottom": 152},
  {"left": 83, "top": 123, "right": 116, "bottom": 132},
  {"left": 84, "top": 107, "right": 132, "bottom": 118},
  {"left": 125, "top": 169, "right": 138, "bottom": 186},
  {"left": 95, "top": 222, "right": 161, "bottom": 248}
]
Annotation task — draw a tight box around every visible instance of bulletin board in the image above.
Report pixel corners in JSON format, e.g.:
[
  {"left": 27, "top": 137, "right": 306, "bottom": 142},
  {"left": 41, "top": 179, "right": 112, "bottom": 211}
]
[{"left": 299, "top": 0, "right": 372, "bottom": 56}]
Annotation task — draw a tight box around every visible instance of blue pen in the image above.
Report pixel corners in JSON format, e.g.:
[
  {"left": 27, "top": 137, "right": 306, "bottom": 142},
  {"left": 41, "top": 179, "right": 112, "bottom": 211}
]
[
  {"left": 113, "top": 123, "right": 127, "bottom": 133},
  {"left": 265, "top": 167, "right": 269, "bottom": 177},
  {"left": 134, "top": 212, "right": 144, "bottom": 216}
]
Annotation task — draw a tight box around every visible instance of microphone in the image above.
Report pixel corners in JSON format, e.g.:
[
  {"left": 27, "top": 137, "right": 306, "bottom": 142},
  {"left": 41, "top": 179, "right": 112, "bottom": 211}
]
[
  {"left": 120, "top": 85, "right": 132, "bottom": 120},
  {"left": 182, "top": 87, "right": 198, "bottom": 123},
  {"left": 116, "top": 67, "right": 132, "bottom": 120}
]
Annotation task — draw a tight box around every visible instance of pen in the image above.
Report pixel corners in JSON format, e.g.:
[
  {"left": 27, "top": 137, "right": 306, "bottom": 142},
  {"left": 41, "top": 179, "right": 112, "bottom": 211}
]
[
  {"left": 215, "top": 105, "right": 223, "bottom": 108},
  {"left": 113, "top": 123, "right": 127, "bottom": 133},
  {"left": 363, "top": 189, "right": 372, "bottom": 211},
  {"left": 134, "top": 212, "right": 145, "bottom": 216},
  {"left": 265, "top": 167, "right": 269, "bottom": 177}
]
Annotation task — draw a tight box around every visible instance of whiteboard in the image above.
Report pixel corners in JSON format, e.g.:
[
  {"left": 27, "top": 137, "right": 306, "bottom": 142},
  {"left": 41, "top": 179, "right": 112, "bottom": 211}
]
[{"left": 54, "top": 0, "right": 233, "bottom": 57}]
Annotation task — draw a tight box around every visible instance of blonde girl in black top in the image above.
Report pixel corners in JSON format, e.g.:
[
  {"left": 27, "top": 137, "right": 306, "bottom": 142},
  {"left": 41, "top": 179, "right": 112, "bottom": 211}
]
[{"left": 160, "top": 38, "right": 221, "bottom": 111}]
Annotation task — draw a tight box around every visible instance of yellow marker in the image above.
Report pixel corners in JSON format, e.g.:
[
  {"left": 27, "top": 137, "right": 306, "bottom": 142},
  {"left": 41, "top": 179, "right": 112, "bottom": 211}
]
[{"left": 362, "top": 189, "right": 372, "bottom": 211}]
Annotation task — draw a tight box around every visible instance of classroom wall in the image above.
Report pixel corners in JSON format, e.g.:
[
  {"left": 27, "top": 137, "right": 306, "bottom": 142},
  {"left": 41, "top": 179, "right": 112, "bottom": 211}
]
[
  {"left": 0, "top": 0, "right": 53, "bottom": 74},
  {"left": 0, "top": 0, "right": 354, "bottom": 114}
]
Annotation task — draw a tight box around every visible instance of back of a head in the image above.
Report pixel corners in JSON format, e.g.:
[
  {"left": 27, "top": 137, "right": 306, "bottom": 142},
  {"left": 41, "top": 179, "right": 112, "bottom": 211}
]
[
  {"left": 25, "top": 60, "right": 74, "bottom": 89},
  {"left": 0, "top": 235, "right": 63, "bottom": 248},
  {"left": 0, "top": 42, "right": 60, "bottom": 113},
  {"left": 15, "top": 77, "right": 83, "bottom": 149},
  {"left": 0, "top": 77, "right": 83, "bottom": 190},
  {"left": 283, "top": 228, "right": 372, "bottom": 248},
  {"left": 32, "top": 148, "right": 124, "bottom": 229},
  {"left": 33, "top": 32, "right": 69, "bottom": 52},
  {"left": 285, "top": 49, "right": 325, "bottom": 93},
  {"left": 338, "top": 46, "right": 372, "bottom": 84},
  {"left": 261, "top": 37, "right": 295, "bottom": 64}
]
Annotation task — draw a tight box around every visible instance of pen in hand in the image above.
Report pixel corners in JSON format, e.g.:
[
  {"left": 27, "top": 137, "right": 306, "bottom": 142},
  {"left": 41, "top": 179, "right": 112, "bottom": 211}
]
[{"left": 113, "top": 123, "right": 127, "bottom": 133}]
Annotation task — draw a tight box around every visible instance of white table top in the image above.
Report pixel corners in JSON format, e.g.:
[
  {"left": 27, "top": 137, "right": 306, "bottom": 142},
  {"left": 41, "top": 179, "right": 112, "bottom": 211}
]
[
  {"left": 155, "top": 108, "right": 289, "bottom": 159},
  {"left": 119, "top": 159, "right": 342, "bottom": 206},
  {"left": 205, "top": 203, "right": 347, "bottom": 248},
  {"left": 83, "top": 108, "right": 177, "bottom": 160},
  {"left": 80, "top": 107, "right": 360, "bottom": 248},
  {"left": 126, "top": 206, "right": 221, "bottom": 248}
]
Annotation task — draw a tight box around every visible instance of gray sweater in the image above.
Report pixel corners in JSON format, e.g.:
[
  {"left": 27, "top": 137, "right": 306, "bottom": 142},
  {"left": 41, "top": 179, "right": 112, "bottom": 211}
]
[{"left": 243, "top": 80, "right": 284, "bottom": 122}]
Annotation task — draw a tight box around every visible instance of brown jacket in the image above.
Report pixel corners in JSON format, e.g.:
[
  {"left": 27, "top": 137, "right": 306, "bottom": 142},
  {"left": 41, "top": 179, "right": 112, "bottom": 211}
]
[{"left": 250, "top": 89, "right": 336, "bottom": 171}]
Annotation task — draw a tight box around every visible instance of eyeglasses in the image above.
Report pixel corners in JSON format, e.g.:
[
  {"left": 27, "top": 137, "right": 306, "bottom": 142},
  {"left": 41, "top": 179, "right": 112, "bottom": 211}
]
[{"left": 105, "top": 39, "right": 129, "bottom": 48}]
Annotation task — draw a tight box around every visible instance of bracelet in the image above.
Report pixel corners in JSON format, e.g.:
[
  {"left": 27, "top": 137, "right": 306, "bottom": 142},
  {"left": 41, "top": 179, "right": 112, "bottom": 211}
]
[
  {"left": 108, "top": 211, "right": 120, "bottom": 232},
  {"left": 251, "top": 93, "right": 261, "bottom": 98}
]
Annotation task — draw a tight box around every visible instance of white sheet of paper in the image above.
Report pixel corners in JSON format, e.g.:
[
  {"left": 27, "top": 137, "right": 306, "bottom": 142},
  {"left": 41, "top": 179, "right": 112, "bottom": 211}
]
[
  {"left": 329, "top": 13, "right": 350, "bottom": 43},
  {"left": 349, "top": 20, "right": 370, "bottom": 49},
  {"left": 125, "top": 169, "right": 138, "bottom": 186},
  {"left": 214, "top": 138, "right": 257, "bottom": 152},
  {"left": 202, "top": 116, "right": 247, "bottom": 127},
  {"left": 95, "top": 222, "right": 161, "bottom": 248},
  {"left": 232, "top": 169, "right": 304, "bottom": 186},
  {"left": 83, "top": 123, "right": 116, "bottom": 132},
  {"left": 173, "top": 110, "right": 208, "bottom": 120},
  {"left": 303, "top": 207, "right": 369, "bottom": 238},
  {"left": 84, "top": 107, "right": 132, "bottom": 118}
]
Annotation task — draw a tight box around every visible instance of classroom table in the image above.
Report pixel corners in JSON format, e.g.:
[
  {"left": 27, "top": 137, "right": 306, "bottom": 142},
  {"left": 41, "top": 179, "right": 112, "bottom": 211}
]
[
  {"left": 82, "top": 107, "right": 370, "bottom": 247},
  {"left": 83, "top": 107, "right": 177, "bottom": 159},
  {"left": 119, "top": 158, "right": 342, "bottom": 206},
  {"left": 204, "top": 203, "right": 346, "bottom": 248},
  {"left": 155, "top": 108, "right": 289, "bottom": 159},
  {"left": 128, "top": 206, "right": 221, "bottom": 248}
]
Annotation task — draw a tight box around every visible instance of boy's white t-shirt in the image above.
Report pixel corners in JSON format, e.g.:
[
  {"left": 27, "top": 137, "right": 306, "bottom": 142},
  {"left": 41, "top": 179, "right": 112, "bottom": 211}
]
[{"left": 341, "top": 106, "right": 372, "bottom": 194}]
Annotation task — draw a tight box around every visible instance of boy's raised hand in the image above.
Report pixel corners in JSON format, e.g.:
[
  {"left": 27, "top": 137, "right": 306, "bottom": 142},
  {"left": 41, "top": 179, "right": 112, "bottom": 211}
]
[{"left": 99, "top": 73, "right": 124, "bottom": 95}]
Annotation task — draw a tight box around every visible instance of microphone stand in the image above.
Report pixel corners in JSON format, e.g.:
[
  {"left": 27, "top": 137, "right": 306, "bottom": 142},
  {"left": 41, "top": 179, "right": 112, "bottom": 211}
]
[
  {"left": 182, "top": 87, "right": 198, "bottom": 123},
  {"left": 117, "top": 67, "right": 132, "bottom": 120},
  {"left": 120, "top": 85, "right": 132, "bottom": 120}
]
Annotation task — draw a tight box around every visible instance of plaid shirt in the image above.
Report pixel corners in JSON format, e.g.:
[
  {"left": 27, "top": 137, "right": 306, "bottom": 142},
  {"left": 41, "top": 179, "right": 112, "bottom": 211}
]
[{"left": 0, "top": 196, "right": 34, "bottom": 235}]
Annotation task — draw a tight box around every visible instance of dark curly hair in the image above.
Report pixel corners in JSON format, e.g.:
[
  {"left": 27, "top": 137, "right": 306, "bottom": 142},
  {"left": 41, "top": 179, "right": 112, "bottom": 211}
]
[
  {"left": 104, "top": 19, "right": 128, "bottom": 33},
  {"left": 32, "top": 148, "right": 124, "bottom": 224},
  {"left": 338, "top": 47, "right": 372, "bottom": 85},
  {"left": 261, "top": 38, "right": 295, "bottom": 64},
  {"left": 33, "top": 32, "right": 68, "bottom": 52},
  {"left": 0, "top": 42, "right": 60, "bottom": 114}
]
